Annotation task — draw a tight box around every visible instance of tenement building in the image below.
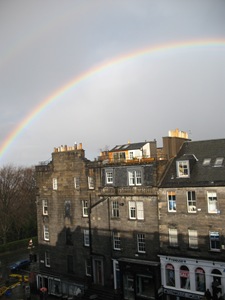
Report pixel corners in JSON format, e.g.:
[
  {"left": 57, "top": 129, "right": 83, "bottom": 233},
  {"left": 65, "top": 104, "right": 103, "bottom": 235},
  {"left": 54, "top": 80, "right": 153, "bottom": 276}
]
[
  {"left": 158, "top": 139, "right": 225, "bottom": 300},
  {"left": 37, "top": 129, "right": 219, "bottom": 300}
]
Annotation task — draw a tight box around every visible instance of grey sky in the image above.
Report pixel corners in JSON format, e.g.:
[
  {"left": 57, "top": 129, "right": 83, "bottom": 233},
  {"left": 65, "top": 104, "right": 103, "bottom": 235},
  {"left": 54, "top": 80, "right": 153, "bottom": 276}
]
[{"left": 0, "top": 0, "right": 225, "bottom": 166}]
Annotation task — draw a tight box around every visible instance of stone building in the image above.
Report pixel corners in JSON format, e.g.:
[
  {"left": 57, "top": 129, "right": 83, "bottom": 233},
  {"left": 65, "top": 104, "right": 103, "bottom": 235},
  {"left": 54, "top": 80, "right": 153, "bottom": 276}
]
[
  {"left": 158, "top": 139, "right": 225, "bottom": 300},
  {"left": 35, "top": 130, "right": 191, "bottom": 299}
]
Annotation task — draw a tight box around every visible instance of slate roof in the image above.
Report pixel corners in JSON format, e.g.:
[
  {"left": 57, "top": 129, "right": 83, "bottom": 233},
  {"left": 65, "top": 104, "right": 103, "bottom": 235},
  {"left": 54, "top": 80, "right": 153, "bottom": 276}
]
[
  {"left": 110, "top": 142, "right": 148, "bottom": 152},
  {"left": 160, "top": 139, "right": 225, "bottom": 188}
]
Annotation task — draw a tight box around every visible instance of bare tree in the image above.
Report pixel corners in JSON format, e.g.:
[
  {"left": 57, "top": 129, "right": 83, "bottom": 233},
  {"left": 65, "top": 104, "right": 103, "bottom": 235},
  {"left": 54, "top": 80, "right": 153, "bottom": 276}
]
[{"left": 0, "top": 165, "right": 37, "bottom": 244}]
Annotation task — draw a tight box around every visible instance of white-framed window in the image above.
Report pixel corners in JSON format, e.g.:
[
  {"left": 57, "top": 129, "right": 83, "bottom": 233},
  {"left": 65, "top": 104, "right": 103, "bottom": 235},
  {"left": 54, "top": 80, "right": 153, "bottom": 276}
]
[
  {"left": 188, "top": 229, "right": 198, "bottom": 249},
  {"left": 113, "top": 232, "right": 121, "bottom": 250},
  {"left": 44, "top": 225, "right": 49, "bottom": 241},
  {"left": 84, "top": 229, "right": 90, "bottom": 247},
  {"left": 82, "top": 200, "right": 89, "bottom": 217},
  {"left": 195, "top": 268, "right": 205, "bottom": 292},
  {"left": 53, "top": 178, "right": 57, "bottom": 190},
  {"left": 106, "top": 170, "right": 113, "bottom": 184},
  {"left": 177, "top": 160, "right": 189, "bottom": 177},
  {"left": 129, "top": 152, "right": 134, "bottom": 159},
  {"left": 74, "top": 177, "right": 80, "bottom": 189},
  {"left": 85, "top": 259, "right": 91, "bottom": 276},
  {"left": 209, "top": 231, "right": 220, "bottom": 251},
  {"left": 42, "top": 199, "right": 48, "bottom": 215},
  {"left": 129, "top": 201, "right": 144, "bottom": 220},
  {"left": 187, "top": 191, "right": 196, "bottom": 213},
  {"left": 169, "top": 228, "right": 178, "bottom": 247},
  {"left": 88, "top": 176, "right": 94, "bottom": 189},
  {"left": 167, "top": 191, "right": 176, "bottom": 212},
  {"left": 45, "top": 251, "right": 50, "bottom": 267},
  {"left": 112, "top": 201, "right": 119, "bottom": 218},
  {"left": 137, "top": 233, "right": 146, "bottom": 253},
  {"left": 128, "top": 170, "right": 142, "bottom": 186},
  {"left": 207, "top": 192, "right": 218, "bottom": 213}
]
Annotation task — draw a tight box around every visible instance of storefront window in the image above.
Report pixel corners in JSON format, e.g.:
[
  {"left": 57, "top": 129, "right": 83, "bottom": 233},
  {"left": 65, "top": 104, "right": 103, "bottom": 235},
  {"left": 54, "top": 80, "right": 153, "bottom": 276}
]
[
  {"left": 166, "top": 264, "right": 175, "bottom": 287},
  {"left": 136, "top": 275, "right": 154, "bottom": 298},
  {"left": 195, "top": 268, "right": 205, "bottom": 292},
  {"left": 180, "top": 265, "right": 190, "bottom": 290}
]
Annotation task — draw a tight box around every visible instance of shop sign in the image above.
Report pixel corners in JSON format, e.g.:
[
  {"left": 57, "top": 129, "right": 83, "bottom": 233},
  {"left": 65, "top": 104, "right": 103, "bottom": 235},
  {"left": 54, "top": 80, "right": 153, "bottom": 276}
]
[{"left": 164, "top": 288, "right": 202, "bottom": 299}]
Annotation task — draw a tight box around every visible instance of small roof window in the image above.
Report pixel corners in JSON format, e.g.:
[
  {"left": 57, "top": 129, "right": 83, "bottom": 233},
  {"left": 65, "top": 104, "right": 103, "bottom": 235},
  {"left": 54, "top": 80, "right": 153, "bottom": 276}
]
[
  {"left": 214, "top": 157, "right": 224, "bottom": 167},
  {"left": 203, "top": 158, "right": 211, "bottom": 166}
]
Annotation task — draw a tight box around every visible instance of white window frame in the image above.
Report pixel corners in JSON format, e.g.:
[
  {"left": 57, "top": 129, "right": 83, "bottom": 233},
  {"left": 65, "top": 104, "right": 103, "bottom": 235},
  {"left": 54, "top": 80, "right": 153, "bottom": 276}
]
[
  {"left": 112, "top": 201, "right": 119, "bottom": 218},
  {"left": 188, "top": 229, "right": 198, "bottom": 249},
  {"left": 169, "top": 228, "right": 178, "bottom": 247},
  {"left": 167, "top": 191, "right": 176, "bottom": 212},
  {"left": 82, "top": 200, "right": 89, "bottom": 217},
  {"left": 74, "top": 177, "right": 80, "bottom": 189},
  {"left": 128, "top": 170, "right": 142, "bottom": 186},
  {"left": 45, "top": 251, "right": 50, "bottom": 267},
  {"left": 84, "top": 229, "right": 90, "bottom": 247},
  {"left": 129, "top": 201, "right": 144, "bottom": 220},
  {"left": 106, "top": 170, "right": 113, "bottom": 184},
  {"left": 53, "top": 178, "right": 57, "bottom": 190},
  {"left": 85, "top": 259, "right": 91, "bottom": 276},
  {"left": 187, "top": 191, "right": 196, "bottom": 213},
  {"left": 113, "top": 232, "right": 121, "bottom": 250},
  {"left": 214, "top": 157, "right": 224, "bottom": 167},
  {"left": 88, "top": 176, "right": 94, "bottom": 189},
  {"left": 207, "top": 191, "right": 218, "bottom": 213},
  {"left": 137, "top": 233, "right": 146, "bottom": 253},
  {"left": 42, "top": 199, "right": 48, "bottom": 215},
  {"left": 209, "top": 231, "right": 220, "bottom": 251},
  {"left": 44, "top": 225, "right": 49, "bottom": 241},
  {"left": 177, "top": 160, "right": 189, "bottom": 178}
]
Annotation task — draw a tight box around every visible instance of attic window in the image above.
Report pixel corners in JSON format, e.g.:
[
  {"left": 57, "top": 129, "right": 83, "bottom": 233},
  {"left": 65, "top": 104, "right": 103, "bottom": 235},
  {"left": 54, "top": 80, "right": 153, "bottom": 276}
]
[
  {"left": 214, "top": 157, "right": 224, "bottom": 167},
  {"left": 203, "top": 158, "right": 211, "bottom": 166},
  {"left": 176, "top": 160, "right": 190, "bottom": 178}
]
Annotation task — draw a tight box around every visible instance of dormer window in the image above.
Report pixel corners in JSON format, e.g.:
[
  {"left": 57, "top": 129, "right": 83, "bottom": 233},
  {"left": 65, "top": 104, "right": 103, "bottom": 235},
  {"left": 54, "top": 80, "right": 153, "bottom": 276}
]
[{"left": 177, "top": 160, "right": 189, "bottom": 178}]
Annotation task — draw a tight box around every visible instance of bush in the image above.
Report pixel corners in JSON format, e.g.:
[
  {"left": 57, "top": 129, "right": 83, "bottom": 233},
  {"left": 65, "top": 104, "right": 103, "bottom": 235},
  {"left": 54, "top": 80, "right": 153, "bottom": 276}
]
[{"left": 0, "top": 237, "right": 37, "bottom": 254}]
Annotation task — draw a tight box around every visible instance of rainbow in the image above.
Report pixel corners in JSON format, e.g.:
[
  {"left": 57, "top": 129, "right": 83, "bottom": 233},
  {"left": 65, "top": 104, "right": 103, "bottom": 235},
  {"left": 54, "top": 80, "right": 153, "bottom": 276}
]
[{"left": 0, "top": 38, "right": 225, "bottom": 163}]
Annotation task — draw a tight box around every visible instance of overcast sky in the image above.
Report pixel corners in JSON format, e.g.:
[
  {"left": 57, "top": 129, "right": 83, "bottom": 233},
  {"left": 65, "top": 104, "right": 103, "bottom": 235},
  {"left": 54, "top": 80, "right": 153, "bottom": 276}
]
[{"left": 0, "top": 0, "right": 225, "bottom": 166}]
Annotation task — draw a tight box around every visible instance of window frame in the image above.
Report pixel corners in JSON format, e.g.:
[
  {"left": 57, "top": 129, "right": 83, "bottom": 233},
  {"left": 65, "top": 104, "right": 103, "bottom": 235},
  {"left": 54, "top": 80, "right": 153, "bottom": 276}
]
[
  {"left": 106, "top": 170, "right": 113, "bottom": 184},
  {"left": 88, "top": 176, "right": 94, "bottom": 189},
  {"left": 82, "top": 200, "right": 89, "bottom": 217},
  {"left": 74, "top": 177, "right": 80, "bottom": 189},
  {"left": 188, "top": 229, "right": 198, "bottom": 249},
  {"left": 137, "top": 233, "right": 146, "bottom": 253},
  {"left": 128, "top": 169, "right": 142, "bottom": 186},
  {"left": 112, "top": 201, "right": 119, "bottom": 218},
  {"left": 84, "top": 229, "right": 90, "bottom": 247},
  {"left": 207, "top": 191, "right": 218, "bottom": 214},
  {"left": 209, "top": 231, "right": 220, "bottom": 252},
  {"left": 43, "top": 225, "right": 49, "bottom": 241},
  {"left": 177, "top": 160, "right": 190, "bottom": 178},
  {"left": 169, "top": 228, "right": 178, "bottom": 247},
  {"left": 187, "top": 191, "right": 196, "bottom": 213},
  {"left": 167, "top": 191, "right": 176, "bottom": 212},
  {"left": 45, "top": 251, "right": 50, "bottom": 267},
  {"left": 85, "top": 259, "right": 92, "bottom": 276},
  {"left": 129, "top": 201, "right": 144, "bottom": 220},
  {"left": 53, "top": 178, "right": 58, "bottom": 190},
  {"left": 113, "top": 232, "right": 121, "bottom": 250},
  {"left": 42, "top": 199, "right": 48, "bottom": 215}
]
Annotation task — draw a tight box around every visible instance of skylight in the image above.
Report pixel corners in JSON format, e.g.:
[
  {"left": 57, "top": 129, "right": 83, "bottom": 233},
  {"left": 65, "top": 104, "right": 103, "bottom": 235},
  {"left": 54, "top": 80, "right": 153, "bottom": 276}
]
[
  {"left": 214, "top": 157, "right": 224, "bottom": 167},
  {"left": 203, "top": 158, "right": 211, "bottom": 166}
]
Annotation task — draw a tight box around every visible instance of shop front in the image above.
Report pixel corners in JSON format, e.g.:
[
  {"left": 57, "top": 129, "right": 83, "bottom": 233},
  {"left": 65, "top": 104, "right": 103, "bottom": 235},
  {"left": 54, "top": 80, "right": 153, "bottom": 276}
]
[
  {"left": 159, "top": 255, "right": 225, "bottom": 300},
  {"left": 118, "top": 257, "right": 161, "bottom": 300}
]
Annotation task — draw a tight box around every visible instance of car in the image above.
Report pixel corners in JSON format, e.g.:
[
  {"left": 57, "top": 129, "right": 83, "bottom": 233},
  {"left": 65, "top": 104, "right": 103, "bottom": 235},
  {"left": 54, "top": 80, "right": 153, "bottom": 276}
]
[{"left": 9, "top": 259, "right": 30, "bottom": 272}]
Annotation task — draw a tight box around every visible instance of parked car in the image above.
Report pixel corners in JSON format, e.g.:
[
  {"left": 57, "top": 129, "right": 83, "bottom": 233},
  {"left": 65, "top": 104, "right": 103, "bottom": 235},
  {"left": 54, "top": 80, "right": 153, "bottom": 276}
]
[{"left": 9, "top": 259, "right": 30, "bottom": 272}]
